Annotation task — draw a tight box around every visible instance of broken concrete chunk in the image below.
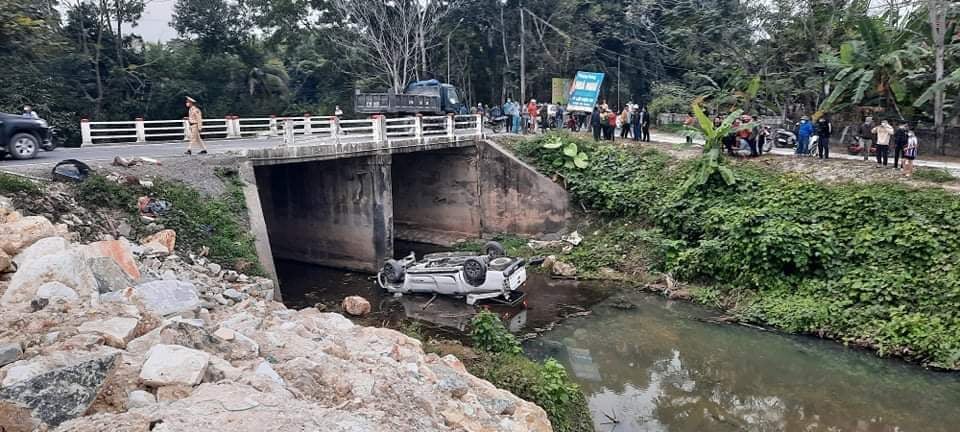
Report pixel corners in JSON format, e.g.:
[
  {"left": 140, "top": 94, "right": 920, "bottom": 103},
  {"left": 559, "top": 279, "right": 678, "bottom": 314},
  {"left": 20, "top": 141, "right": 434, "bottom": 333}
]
[
  {"left": 88, "top": 256, "right": 135, "bottom": 293},
  {"left": 84, "top": 239, "right": 142, "bottom": 281},
  {"left": 0, "top": 342, "right": 22, "bottom": 367},
  {"left": 2, "top": 250, "right": 98, "bottom": 306},
  {"left": 254, "top": 361, "right": 285, "bottom": 386},
  {"left": 126, "top": 390, "right": 156, "bottom": 409},
  {"left": 35, "top": 281, "right": 79, "bottom": 303},
  {"left": 222, "top": 288, "right": 243, "bottom": 301},
  {"left": 139, "top": 344, "right": 209, "bottom": 387},
  {"left": 78, "top": 317, "right": 139, "bottom": 349},
  {"left": 132, "top": 280, "right": 200, "bottom": 316}
]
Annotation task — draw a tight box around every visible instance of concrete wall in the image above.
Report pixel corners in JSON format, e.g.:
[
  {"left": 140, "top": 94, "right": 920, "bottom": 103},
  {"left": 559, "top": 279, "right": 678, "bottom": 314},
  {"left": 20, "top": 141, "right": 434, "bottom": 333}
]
[
  {"left": 392, "top": 148, "right": 482, "bottom": 245},
  {"left": 254, "top": 156, "right": 392, "bottom": 272},
  {"left": 238, "top": 161, "right": 281, "bottom": 300},
  {"left": 478, "top": 140, "right": 569, "bottom": 236}
]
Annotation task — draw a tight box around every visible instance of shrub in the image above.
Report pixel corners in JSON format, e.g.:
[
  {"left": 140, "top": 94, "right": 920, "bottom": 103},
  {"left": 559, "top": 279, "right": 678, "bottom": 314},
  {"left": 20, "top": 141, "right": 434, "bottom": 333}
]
[
  {"left": 0, "top": 173, "right": 41, "bottom": 196},
  {"left": 912, "top": 167, "right": 956, "bottom": 183},
  {"left": 513, "top": 136, "right": 960, "bottom": 368},
  {"left": 470, "top": 310, "right": 522, "bottom": 355}
]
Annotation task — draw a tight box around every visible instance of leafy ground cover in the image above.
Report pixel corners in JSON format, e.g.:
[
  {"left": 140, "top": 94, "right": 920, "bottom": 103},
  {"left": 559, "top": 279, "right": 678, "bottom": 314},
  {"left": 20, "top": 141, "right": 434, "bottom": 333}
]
[{"left": 509, "top": 131, "right": 960, "bottom": 369}]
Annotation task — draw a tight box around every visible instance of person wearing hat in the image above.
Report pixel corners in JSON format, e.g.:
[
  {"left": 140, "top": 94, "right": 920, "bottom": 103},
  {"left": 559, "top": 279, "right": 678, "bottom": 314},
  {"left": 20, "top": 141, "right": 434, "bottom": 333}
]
[{"left": 185, "top": 96, "right": 207, "bottom": 155}]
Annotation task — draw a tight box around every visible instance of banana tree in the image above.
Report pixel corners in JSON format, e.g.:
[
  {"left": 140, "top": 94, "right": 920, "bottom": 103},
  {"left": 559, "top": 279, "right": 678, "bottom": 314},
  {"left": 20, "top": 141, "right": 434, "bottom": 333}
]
[
  {"left": 681, "top": 101, "right": 755, "bottom": 190},
  {"left": 819, "top": 16, "right": 926, "bottom": 118}
]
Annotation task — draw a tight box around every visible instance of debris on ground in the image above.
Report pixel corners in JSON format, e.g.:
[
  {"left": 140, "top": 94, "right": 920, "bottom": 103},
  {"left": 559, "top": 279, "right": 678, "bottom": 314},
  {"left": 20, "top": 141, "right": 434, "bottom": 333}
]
[
  {"left": 341, "top": 295, "right": 371, "bottom": 316},
  {"left": 137, "top": 197, "right": 171, "bottom": 218},
  {"left": 51, "top": 160, "right": 91, "bottom": 182},
  {"left": 0, "top": 196, "right": 552, "bottom": 432},
  {"left": 113, "top": 156, "right": 162, "bottom": 168}
]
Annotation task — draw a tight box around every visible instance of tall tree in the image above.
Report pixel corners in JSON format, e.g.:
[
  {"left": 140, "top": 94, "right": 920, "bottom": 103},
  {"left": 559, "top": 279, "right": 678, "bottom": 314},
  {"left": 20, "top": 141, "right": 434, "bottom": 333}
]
[{"left": 928, "top": 0, "right": 947, "bottom": 154}]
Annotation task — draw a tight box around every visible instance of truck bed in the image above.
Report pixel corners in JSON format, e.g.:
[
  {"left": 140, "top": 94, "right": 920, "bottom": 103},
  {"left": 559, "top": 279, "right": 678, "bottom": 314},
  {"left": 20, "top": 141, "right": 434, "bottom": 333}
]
[{"left": 355, "top": 93, "right": 441, "bottom": 114}]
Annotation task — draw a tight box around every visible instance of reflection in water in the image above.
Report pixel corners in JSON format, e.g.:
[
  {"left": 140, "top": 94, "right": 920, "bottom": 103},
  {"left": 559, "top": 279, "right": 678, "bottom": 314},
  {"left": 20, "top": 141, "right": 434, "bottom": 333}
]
[{"left": 526, "top": 293, "right": 960, "bottom": 432}]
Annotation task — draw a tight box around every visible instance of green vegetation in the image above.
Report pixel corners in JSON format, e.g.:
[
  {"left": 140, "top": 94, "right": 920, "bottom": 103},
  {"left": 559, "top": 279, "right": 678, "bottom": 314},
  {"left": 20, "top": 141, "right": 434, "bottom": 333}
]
[
  {"left": 912, "top": 167, "right": 956, "bottom": 183},
  {"left": 75, "top": 172, "right": 261, "bottom": 273},
  {"left": 0, "top": 173, "right": 41, "bottom": 196},
  {"left": 515, "top": 132, "right": 960, "bottom": 369},
  {"left": 468, "top": 311, "right": 593, "bottom": 432}
]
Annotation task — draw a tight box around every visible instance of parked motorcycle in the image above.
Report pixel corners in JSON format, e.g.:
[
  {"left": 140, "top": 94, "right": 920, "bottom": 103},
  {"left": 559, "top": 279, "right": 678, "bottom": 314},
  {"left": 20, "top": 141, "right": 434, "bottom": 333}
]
[
  {"left": 485, "top": 116, "right": 509, "bottom": 134},
  {"left": 774, "top": 129, "right": 796, "bottom": 148}
]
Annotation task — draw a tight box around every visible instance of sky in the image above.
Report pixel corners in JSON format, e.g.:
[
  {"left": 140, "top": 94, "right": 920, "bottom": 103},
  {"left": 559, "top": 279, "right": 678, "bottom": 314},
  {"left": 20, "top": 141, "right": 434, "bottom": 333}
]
[{"left": 129, "top": 0, "right": 178, "bottom": 42}]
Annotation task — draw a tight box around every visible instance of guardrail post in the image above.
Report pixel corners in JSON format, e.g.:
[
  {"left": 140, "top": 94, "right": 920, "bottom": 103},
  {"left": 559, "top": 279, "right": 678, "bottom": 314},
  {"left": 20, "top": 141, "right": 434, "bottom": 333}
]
[
  {"left": 415, "top": 114, "right": 423, "bottom": 143},
  {"left": 303, "top": 113, "right": 312, "bottom": 136},
  {"left": 282, "top": 119, "right": 294, "bottom": 146},
  {"left": 226, "top": 116, "right": 239, "bottom": 138},
  {"left": 446, "top": 114, "right": 455, "bottom": 139},
  {"left": 475, "top": 114, "right": 483, "bottom": 138},
  {"left": 182, "top": 118, "right": 190, "bottom": 141},
  {"left": 80, "top": 119, "right": 92, "bottom": 146},
  {"left": 269, "top": 115, "right": 278, "bottom": 136},
  {"left": 372, "top": 115, "right": 385, "bottom": 148},
  {"left": 135, "top": 118, "right": 146, "bottom": 142}
]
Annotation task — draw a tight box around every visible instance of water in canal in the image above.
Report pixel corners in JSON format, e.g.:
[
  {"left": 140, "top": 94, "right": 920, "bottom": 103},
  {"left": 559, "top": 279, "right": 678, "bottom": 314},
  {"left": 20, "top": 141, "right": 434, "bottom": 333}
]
[
  {"left": 277, "top": 246, "right": 960, "bottom": 432},
  {"left": 526, "top": 292, "right": 960, "bottom": 432}
]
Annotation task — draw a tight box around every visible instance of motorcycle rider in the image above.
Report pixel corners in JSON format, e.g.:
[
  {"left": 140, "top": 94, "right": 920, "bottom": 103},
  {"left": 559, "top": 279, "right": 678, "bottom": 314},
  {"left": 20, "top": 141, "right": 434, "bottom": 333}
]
[{"left": 816, "top": 115, "right": 832, "bottom": 159}]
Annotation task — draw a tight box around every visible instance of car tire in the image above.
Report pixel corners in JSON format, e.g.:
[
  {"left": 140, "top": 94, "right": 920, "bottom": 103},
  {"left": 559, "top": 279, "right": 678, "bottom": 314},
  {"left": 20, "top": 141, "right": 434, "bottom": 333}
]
[
  {"left": 382, "top": 259, "right": 405, "bottom": 284},
  {"left": 484, "top": 241, "right": 506, "bottom": 258},
  {"left": 8, "top": 133, "right": 39, "bottom": 160},
  {"left": 463, "top": 257, "right": 487, "bottom": 287}
]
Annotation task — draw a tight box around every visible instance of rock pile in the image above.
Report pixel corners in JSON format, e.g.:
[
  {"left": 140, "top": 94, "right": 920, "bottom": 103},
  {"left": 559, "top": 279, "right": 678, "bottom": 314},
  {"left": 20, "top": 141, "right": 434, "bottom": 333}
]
[{"left": 0, "top": 197, "right": 551, "bottom": 432}]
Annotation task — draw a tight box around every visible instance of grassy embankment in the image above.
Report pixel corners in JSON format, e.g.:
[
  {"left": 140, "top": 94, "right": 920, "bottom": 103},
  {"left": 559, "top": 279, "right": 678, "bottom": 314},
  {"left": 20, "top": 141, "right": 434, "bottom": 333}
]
[
  {"left": 491, "top": 132, "right": 960, "bottom": 370},
  {"left": 0, "top": 170, "right": 261, "bottom": 274}
]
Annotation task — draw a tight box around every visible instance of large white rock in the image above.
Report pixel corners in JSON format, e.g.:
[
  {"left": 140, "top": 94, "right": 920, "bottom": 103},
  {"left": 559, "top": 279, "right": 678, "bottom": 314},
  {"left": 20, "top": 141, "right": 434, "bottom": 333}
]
[
  {"left": 78, "top": 317, "right": 140, "bottom": 348},
  {"left": 1, "top": 250, "right": 98, "bottom": 306},
  {"left": 12, "top": 236, "right": 70, "bottom": 269},
  {"left": 126, "top": 389, "right": 156, "bottom": 409},
  {"left": 132, "top": 280, "right": 200, "bottom": 316},
  {"left": 139, "top": 344, "right": 209, "bottom": 387},
  {"left": 0, "top": 216, "right": 58, "bottom": 256},
  {"left": 34, "top": 281, "right": 80, "bottom": 303}
]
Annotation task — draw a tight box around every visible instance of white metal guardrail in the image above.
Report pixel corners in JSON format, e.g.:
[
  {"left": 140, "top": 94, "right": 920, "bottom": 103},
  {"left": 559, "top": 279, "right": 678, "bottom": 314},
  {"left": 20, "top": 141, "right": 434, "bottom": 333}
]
[{"left": 80, "top": 114, "right": 483, "bottom": 147}]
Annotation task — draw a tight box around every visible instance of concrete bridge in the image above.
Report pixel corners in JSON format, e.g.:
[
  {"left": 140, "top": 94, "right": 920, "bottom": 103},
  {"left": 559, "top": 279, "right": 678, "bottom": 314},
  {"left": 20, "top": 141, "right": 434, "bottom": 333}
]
[{"left": 81, "top": 115, "right": 570, "bottom": 277}]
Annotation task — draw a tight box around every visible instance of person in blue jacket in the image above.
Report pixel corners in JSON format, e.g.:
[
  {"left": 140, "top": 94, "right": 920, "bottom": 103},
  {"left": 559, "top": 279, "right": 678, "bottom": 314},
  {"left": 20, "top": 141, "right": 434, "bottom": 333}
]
[{"left": 795, "top": 116, "right": 814, "bottom": 156}]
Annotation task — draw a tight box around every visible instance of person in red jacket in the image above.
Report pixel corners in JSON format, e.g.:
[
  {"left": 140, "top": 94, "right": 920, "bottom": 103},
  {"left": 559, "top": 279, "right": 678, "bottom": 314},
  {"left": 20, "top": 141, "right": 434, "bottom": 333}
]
[{"left": 526, "top": 99, "right": 539, "bottom": 133}]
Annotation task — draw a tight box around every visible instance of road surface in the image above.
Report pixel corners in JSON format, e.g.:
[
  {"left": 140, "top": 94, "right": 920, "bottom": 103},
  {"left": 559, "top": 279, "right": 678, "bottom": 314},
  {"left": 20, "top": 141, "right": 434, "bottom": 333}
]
[{"left": 3, "top": 130, "right": 959, "bottom": 174}]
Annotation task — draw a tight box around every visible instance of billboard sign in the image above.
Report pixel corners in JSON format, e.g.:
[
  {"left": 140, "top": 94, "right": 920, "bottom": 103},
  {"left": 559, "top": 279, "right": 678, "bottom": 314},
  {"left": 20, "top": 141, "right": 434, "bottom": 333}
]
[
  {"left": 566, "top": 71, "right": 605, "bottom": 112},
  {"left": 551, "top": 78, "right": 573, "bottom": 105}
]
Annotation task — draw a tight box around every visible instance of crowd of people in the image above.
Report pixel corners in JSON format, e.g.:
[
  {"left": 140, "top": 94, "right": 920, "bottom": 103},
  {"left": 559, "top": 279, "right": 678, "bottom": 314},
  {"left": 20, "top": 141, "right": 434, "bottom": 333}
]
[
  {"left": 588, "top": 101, "right": 651, "bottom": 142},
  {"left": 857, "top": 116, "right": 919, "bottom": 176}
]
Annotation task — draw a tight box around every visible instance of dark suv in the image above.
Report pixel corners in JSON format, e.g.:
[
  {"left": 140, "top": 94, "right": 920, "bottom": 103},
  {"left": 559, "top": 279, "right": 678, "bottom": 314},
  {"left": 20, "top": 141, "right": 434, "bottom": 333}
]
[{"left": 0, "top": 112, "right": 54, "bottom": 160}]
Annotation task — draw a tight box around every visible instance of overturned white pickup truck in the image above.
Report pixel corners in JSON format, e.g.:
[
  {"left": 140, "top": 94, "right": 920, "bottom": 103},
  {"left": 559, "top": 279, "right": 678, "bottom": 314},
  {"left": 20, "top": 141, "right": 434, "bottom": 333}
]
[{"left": 376, "top": 242, "right": 527, "bottom": 306}]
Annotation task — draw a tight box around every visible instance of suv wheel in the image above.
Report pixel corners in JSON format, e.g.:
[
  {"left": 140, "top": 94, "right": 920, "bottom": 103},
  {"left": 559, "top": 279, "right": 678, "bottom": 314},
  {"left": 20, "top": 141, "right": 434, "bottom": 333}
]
[
  {"left": 8, "top": 133, "right": 39, "bottom": 160},
  {"left": 463, "top": 257, "right": 487, "bottom": 287}
]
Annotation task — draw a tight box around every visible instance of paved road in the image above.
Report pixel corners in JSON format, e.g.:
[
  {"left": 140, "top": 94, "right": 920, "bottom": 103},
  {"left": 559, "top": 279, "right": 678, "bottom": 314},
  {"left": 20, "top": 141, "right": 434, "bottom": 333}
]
[
  {"left": 5, "top": 130, "right": 960, "bottom": 174},
  {"left": 646, "top": 130, "right": 960, "bottom": 173},
  {"left": 0, "top": 137, "right": 284, "bottom": 169}
]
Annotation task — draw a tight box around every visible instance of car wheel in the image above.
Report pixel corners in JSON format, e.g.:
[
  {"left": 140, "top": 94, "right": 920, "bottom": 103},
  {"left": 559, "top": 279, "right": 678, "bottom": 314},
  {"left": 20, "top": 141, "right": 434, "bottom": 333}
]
[
  {"left": 382, "top": 259, "right": 405, "bottom": 284},
  {"left": 484, "top": 241, "right": 506, "bottom": 258},
  {"left": 463, "top": 257, "right": 487, "bottom": 287},
  {"left": 8, "top": 133, "right": 39, "bottom": 160}
]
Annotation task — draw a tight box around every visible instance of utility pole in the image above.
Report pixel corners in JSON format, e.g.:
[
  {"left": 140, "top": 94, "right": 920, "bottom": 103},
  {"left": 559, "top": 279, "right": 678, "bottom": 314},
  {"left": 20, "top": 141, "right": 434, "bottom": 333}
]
[
  {"left": 519, "top": 1, "right": 526, "bottom": 104},
  {"left": 617, "top": 55, "right": 621, "bottom": 111}
]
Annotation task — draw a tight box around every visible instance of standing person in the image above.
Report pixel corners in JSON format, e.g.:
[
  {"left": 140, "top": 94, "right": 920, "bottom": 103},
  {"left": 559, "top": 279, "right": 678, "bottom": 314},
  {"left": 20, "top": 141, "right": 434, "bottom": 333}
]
[
  {"left": 816, "top": 115, "right": 832, "bottom": 159},
  {"left": 619, "top": 108, "right": 631, "bottom": 139},
  {"left": 795, "top": 116, "right": 813, "bottom": 156},
  {"left": 632, "top": 106, "right": 643, "bottom": 142},
  {"left": 184, "top": 96, "right": 207, "bottom": 155},
  {"left": 903, "top": 130, "right": 918, "bottom": 177},
  {"left": 758, "top": 125, "right": 771, "bottom": 155},
  {"left": 640, "top": 106, "right": 651, "bottom": 142},
  {"left": 540, "top": 103, "right": 551, "bottom": 132},
  {"left": 555, "top": 104, "right": 564, "bottom": 129},
  {"left": 683, "top": 112, "right": 695, "bottom": 144},
  {"left": 526, "top": 99, "right": 539, "bottom": 133},
  {"left": 591, "top": 106, "right": 602, "bottom": 141},
  {"left": 739, "top": 114, "right": 755, "bottom": 156},
  {"left": 334, "top": 105, "right": 344, "bottom": 118},
  {"left": 893, "top": 122, "right": 909, "bottom": 169},
  {"left": 872, "top": 119, "right": 894, "bottom": 167},
  {"left": 858, "top": 116, "right": 875, "bottom": 161},
  {"left": 607, "top": 109, "right": 617, "bottom": 141}
]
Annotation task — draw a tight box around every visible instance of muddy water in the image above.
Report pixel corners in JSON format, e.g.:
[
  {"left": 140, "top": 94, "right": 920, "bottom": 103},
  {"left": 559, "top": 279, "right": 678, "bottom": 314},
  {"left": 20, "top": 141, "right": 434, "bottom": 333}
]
[
  {"left": 525, "top": 292, "right": 960, "bottom": 432},
  {"left": 276, "top": 241, "right": 614, "bottom": 333}
]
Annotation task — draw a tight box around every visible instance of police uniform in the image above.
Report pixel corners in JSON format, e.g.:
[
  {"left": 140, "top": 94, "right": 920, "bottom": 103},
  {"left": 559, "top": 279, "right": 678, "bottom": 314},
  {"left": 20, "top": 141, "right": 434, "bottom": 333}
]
[{"left": 186, "top": 97, "right": 207, "bottom": 153}]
